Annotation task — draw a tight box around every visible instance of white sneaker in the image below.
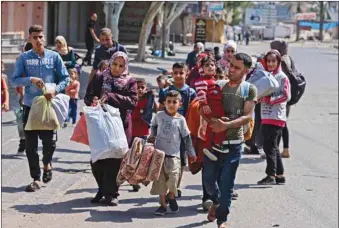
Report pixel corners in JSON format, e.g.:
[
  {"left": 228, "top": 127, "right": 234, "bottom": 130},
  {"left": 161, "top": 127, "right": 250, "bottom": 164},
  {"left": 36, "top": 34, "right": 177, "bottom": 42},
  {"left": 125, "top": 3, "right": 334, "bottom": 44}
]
[
  {"left": 212, "top": 145, "right": 229, "bottom": 154},
  {"left": 203, "top": 149, "right": 218, "bottom": 161}
]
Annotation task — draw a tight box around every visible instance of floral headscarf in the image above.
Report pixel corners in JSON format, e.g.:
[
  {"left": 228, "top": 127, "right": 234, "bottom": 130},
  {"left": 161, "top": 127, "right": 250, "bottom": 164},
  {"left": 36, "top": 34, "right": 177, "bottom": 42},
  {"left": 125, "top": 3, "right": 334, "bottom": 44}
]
[{"left": 102, "top": 51, "right": 131, "bottom": 88}]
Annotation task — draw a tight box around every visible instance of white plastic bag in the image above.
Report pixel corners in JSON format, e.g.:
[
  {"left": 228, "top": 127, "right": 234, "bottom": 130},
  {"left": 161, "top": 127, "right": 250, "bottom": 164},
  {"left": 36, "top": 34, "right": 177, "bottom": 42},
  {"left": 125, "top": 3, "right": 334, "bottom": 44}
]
[
  {"left": 84, "top": 104, "right": 129, "bottom": 163},
  {"left": 51, "top": 94, "right": 70, "bottom": 125},
  {"left": 247, "top": 69, "right": 280, "bottom": 98}
]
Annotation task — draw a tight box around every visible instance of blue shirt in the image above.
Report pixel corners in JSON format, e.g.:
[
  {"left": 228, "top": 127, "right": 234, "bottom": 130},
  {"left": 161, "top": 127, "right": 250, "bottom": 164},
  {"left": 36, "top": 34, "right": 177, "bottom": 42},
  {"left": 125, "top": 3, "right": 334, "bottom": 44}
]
[
  {"left": 11, "top": 49, "right": 70, "bottom": 107},
  {"left": 158, "top": 84, "right": 197, "bottom": 117}
]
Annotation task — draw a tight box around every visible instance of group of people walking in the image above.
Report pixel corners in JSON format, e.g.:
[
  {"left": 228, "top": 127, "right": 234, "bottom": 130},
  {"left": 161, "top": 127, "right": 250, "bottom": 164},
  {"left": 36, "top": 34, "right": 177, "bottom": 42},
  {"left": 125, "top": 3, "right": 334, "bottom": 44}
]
[{"left": 2, "top": 14, "right": 301, "bottom": 226}]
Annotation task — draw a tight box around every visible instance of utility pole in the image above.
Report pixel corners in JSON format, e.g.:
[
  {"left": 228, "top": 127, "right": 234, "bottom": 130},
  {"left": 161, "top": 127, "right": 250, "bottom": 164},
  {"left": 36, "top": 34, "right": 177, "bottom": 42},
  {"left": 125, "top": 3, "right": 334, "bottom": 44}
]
[
  {"left": 319, "top": 1, "right": 324, "bottom": 42},
  {"left": 161, "top": 2, "right": 167, "bottom": 58}
]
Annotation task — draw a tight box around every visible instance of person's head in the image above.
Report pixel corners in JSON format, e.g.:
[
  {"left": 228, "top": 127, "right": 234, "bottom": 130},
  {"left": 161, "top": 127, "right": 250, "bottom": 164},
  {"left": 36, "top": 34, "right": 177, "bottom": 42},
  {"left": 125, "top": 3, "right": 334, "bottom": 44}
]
[
  {"left": 270, "top": 40, "right": 288, "bottom": 56},
  {"left": 164, "top": 90, "right": 182, "bottom": 115},
  {"left": 223, "top": 40, "right": 237, "bottom": 60},
  {"left": 215, "top": 65, "right": 226, "bottom": 80},
  {"left": 109, "top": 51, "right": 129, "bottom": 77},
  {"left": 29, "top": 25, "right": 44, "bottom": 52},
  {"left": 98, "top": 60, "right": 109, "bottom": 72},
  {"left": 228, "top": 53, "right": 252, "bottom": 82},
  {"left": 172, "top": 62, "right": 188, "bottom": 86},
  {"left": 196, "top": 53, "right": 208, "bottom": 68},
  {"left": 55, "top": 35, "right": 68, "bottom": 51},
  {"left": 204, "top": 47, "right": 213, "bottom": 56},
  {"left": 196, "top": 42, "right": 204, "bottom": 52},
  {"left": 1, "top": 60, "right": 5, "bottom": 73},
  {"left": 214, "top": 46, "right": 220, "bottom": 55},
  {"left": 194, "top": 43, "right": 203, "bottom": 53},
  {"left": 264, "top": 49, "right": 281, "bottom": 73},
  {"left": 91, "top": 13, "right": 98, "bottom": 21},
  {"left": 23, "top": 42, "right": 33, "bottom": 52},
  {"left": 156, "top": 75, "right": 168, "bottom": 89},
  {"left": 136, "top": 78, "right": 147, "bottom": 98},
  {"left": 68, "top": 68, "right": 78, "bottom": 81},
  {"left": 201, "top": 55, "right": 216, "bottom": 76},
  {"left": 100, "top": 28, "right": 113, "bottom": 48}
]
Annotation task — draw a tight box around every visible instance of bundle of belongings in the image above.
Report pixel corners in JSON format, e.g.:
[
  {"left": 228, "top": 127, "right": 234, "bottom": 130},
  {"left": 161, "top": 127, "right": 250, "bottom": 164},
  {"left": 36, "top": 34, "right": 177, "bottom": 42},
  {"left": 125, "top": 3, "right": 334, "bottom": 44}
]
[{"left": 117, "top": 137, "right": 165, "bottom": 186}]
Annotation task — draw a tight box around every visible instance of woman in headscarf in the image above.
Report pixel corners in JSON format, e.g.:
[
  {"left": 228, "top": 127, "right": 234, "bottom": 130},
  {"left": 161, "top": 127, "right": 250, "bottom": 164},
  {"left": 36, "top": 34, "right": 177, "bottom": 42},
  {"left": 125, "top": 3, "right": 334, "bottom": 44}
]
[
  {"left": 218, "top": 40, "right": 237, "bottom": 75},
  {"left": 257, "top": 49, "right": 291, "bottom": 186},
  {"left": 54, "top": 35, "right": 76, "bottom": 69},
  {"left": 84, "top": 51, "right": 138, "bottom": 206}
]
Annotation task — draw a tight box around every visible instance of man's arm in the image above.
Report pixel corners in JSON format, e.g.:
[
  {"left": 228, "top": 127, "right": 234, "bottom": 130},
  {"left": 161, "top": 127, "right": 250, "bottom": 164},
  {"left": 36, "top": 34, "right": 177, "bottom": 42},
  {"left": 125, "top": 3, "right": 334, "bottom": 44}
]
[
  {"left": 11, "top": 55, "right": 31, "bottom": 87},
  {"left": 90, "top": 28, "right": 100, "bottom": 43},
  {"left": 55, "top": 54, "right": 70, "bottom": 94}
]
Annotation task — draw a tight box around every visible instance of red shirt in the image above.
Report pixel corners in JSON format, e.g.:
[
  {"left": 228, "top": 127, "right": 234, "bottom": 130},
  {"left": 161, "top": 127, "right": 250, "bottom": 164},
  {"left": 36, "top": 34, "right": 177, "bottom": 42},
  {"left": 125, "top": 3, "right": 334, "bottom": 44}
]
[
  {"left": 132, "top": 97, "right": 150, "bottom": 137},
  {"left": 194, "top": 75, "right": 216, "bottom": 105}
]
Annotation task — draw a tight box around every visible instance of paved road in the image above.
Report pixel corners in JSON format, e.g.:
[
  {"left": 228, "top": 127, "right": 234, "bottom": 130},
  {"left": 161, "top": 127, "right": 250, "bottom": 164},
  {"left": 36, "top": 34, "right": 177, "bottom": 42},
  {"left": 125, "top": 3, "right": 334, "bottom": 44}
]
[{"left": 1, "top": 43, "right": 338, "bottom": 228}]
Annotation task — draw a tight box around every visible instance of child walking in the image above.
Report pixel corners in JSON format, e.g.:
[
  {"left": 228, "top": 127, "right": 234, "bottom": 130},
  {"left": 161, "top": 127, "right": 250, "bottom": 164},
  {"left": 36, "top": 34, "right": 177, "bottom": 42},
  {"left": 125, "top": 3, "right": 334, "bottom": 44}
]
[
  {"left": 158, "top": 62, "right": 196, "bottom": 198},
  {"left": 64, "top": 68, "right": 80, "bottom": 127},
  {"left": 149, "top": 90, "right": 197, "bottom": 215},
  {"left": 130, "top": 77, "right": 158, "bottom": 192},
  {"left": 1, "top": 61, "right": 9, "bottom": 112}
]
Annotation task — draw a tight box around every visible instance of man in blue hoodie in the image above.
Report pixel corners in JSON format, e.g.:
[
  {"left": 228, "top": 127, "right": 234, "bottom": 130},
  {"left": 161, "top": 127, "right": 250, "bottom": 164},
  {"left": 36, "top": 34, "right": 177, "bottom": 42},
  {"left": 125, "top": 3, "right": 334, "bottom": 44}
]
[{"left": 12, "top": 25, "right": 70, "bottom": 192}]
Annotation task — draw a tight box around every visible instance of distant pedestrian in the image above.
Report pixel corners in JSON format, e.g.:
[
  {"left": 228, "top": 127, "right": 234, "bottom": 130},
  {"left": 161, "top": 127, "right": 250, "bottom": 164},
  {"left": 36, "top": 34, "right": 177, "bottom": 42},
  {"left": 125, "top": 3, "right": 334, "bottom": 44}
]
[
  {"left": 186, "top": 43, "right": 203, "bottom": 70},
  {"left": 88, "top": 28, "right": 127, "bottom": 83},
  {"left": 245, "top": 31, "right": 250, "bottom": 46},
  {"left": 54, "top": 36, "right": 76, "bottom": 69},
  {"left": 83, "top": 13, "right": 100, "bottom": 66}
]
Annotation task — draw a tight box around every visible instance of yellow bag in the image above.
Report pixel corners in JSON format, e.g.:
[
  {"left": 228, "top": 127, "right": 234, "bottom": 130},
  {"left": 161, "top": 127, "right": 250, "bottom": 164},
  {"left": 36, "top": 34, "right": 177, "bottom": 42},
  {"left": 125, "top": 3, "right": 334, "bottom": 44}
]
[{"left": 25, "top": 95, "right": 60, "bottom": 131}]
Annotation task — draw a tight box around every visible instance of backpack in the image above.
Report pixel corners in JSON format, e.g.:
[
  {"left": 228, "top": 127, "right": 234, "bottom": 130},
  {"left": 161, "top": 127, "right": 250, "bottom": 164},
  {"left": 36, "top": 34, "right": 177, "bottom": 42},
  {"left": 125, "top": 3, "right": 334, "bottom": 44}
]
[
  {"left": 240, "top": 81, "right": 255, "bottom": 141},
  {"left": 283, "top": 56, "right": 306, "bottom": 106}
]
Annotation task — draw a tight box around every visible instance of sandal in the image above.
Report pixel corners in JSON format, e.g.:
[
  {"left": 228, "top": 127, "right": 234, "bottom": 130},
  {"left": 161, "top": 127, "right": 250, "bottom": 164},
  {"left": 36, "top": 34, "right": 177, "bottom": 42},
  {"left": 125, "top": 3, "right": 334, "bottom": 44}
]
[
  {"left": 43, "top": 168, "right": 53, "bottom": 183},
  {"left": 25, "top": 182, "right": 40, "bottom": 192},
  {"left": 207, "top": 204, "right": 218, "bottom": 222}
]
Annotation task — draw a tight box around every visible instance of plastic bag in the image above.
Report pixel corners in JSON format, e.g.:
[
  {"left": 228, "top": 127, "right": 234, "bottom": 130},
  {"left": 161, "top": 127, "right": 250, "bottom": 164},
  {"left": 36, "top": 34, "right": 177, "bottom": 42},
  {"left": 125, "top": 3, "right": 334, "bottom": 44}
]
[
  {"left": 15, "top": 108, "right": 25, "bottom": 139},
  {"left": 51, "top": 94, "right": 70, "bottom": 125},
  {"left": 247, "top": 69, "right": 280, "bottom": 98},
  {"left": 25, "top": 95, "right": 60, "bottom": 131},
  {"left": 84, "top": 104, "right": 129, "bottom": 163},
  {"left": 70, "top": 114, "right": 89, "bottom": 145}
]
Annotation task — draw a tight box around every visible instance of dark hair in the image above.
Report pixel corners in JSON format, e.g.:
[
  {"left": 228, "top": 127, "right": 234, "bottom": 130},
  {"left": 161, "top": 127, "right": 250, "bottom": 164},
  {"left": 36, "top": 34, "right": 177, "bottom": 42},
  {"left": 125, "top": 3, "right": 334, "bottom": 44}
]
[
  {"left": 201, "top": 55, "right": 216, "bottom": 67},
  {"left": 24, "top": 42, "right": 33, "bottom": 52},
  {"left": 98, "top": 60, "right": 109, "bottom": 70},
  {"left": 165, "top": 90, "right": 182, "bottom": 102},
  {"left": 234, "top": 53, "right": 252, "bottom": 69},
  {"left": 136, "top": 77, "right": 146, "bottom": 84},
  {"left": 172, "top": 62, "right": 188, "bottom": 71},
  {"left": 214, "top": 46, "right": 220, "bottom": 52},
  {"left": 216, "top": 64, "right": 223, "bottom": 74},
  {"left": 29, "top": 25, "right": 43, "bottom": 34},
  {"left": 157, "top": 75, "right": 168, "bottom": 82},
  {"left": 264, "top": 49, "right": 281, "bottom": 64}
]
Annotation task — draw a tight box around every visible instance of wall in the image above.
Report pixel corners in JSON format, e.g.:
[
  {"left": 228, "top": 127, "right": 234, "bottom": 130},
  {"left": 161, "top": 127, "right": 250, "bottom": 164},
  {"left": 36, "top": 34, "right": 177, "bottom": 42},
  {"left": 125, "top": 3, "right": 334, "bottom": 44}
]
[
  {"left": 1, "top": 1, "right": 46, "bottom": 38},
  {"left": 206, "top": 19, "right": 225, "bottom": 43},
  {"left": 118, "top": 2, "right": 151, "bottom": 43}
]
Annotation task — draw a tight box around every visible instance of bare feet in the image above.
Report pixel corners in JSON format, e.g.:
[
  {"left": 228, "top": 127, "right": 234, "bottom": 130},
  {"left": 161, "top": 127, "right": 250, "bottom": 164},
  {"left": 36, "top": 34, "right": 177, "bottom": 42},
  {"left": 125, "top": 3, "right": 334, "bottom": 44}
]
[
  {"left": 218, "top": 223, "right": 228, "bottom": 228},
  {"left": 207, "top": 204, "right": 218, "bottom": 222}
]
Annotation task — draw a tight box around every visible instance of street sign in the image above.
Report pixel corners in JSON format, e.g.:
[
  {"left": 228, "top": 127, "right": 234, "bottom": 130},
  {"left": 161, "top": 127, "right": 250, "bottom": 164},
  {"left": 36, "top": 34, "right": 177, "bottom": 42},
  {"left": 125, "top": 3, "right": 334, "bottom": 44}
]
[
  {"left": 207, "top": 2, "right": 223, "bottom": 12},
  {"left": 194, "top": 19, "right": 206, "bottom": 44}
]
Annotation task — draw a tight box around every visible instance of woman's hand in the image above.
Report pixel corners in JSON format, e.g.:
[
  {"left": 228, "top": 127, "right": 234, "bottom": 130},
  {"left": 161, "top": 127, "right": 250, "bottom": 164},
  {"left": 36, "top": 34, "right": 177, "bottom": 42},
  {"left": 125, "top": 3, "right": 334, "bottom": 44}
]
[
  {"left": 92, "top": 96, "right": 99, "bottom": 106},
  {"left": 100, "top": 94, "right": 108, "bottom": 104}
]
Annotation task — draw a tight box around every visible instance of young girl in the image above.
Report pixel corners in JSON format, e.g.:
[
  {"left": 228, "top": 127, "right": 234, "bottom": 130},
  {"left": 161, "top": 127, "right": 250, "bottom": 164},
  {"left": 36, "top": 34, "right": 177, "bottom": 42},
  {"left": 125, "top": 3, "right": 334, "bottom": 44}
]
[
  {"left": 64, "top": 68, "right": 80, "bottom": 127},
  {"left": 97, "top": 60, "right": 109, "bottom": 74},
  {"left": 257, "top": 49, "right": 291, "bottom": 185}
]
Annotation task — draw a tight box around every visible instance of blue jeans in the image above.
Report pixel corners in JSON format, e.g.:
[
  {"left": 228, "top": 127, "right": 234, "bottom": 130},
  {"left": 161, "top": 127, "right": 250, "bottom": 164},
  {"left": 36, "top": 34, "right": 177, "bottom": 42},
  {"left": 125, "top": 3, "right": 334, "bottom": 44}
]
[
  {"left": 66, "top": 98, "right": 78, "bottom": 124},
  {"left": 202, "top": 144, "right": 242, "bottom": 225}
]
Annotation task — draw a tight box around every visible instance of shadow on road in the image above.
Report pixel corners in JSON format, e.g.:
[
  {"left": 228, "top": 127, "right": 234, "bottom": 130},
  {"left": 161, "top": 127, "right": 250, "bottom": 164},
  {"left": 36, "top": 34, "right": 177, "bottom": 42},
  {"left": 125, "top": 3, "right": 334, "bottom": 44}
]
[
  {"left": 2, "top": 185, "right": 29, "bottom": 193},
  {"left": 240, "top": 156, "right": 264, "bottom": 164},
  {"left": 234, "top": 183, "right": 273, "bottom": 190},
  {"left": 175, "top": 220, "right": 210, "bottom": 228},
  {"left": 12, "top": 196, "right": 201, "bottom": 223}
]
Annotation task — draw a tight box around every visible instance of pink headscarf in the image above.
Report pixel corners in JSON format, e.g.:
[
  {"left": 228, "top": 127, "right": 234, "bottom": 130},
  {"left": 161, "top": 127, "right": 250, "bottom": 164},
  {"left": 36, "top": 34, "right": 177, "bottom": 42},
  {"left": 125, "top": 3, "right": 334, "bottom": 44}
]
[{"left": 103, "top": 51, "right": 131, "bottom": 88}]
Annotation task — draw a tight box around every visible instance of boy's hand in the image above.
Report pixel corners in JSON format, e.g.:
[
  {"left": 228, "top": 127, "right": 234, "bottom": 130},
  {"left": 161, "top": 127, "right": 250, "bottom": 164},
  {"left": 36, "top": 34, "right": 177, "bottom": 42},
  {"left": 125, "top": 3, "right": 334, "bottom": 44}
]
[
  {"left": 92, "top": 96, "right": 99, "bottom": 106},
  {"left": 30, "top": 77, "right": 44, "bottom": 89},
  {"left": 189, "top": 155, "right": 197, "bottom": 163},
  {"left": 147, "top": 137, "right": 155, "bottom": 143}
]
